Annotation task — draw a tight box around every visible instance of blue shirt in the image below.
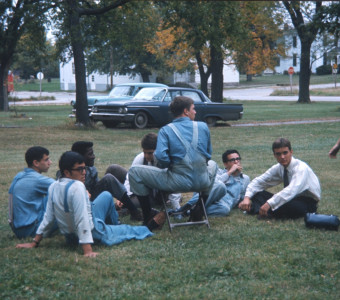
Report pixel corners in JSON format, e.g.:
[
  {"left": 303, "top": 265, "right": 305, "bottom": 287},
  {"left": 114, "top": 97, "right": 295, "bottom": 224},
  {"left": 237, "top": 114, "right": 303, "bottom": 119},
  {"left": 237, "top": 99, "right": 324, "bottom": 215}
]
[
  {"left": 155, "top": 117, "right": 212, "bottom": 168},
  {"left": 9, "top": 168, "right": 55, "bottom": 229}
]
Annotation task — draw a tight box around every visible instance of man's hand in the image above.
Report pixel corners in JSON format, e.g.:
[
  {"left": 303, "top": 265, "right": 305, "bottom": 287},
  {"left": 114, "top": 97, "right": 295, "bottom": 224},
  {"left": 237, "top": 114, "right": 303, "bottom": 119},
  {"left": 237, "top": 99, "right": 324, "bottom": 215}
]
[
  {"left": 259, "top": 202, "right": 271, "bottom": 217},
  {"left": 238, "top": 197, "right": 252, "bottom": 212},
  {"left": 16, "top": 242, "right": 36, "bottom": 249},
  {"left": 329, "top": 144, "right": 340, "bottom": 159},
  {"left": 228, "top": 164, "right": 242, "bottom": 176},
  {"left": 84, "top": 251, "right": 100, "bottom": 258},
  {"left": 82, "top": 243, "right": 99, "bottom": 258}
]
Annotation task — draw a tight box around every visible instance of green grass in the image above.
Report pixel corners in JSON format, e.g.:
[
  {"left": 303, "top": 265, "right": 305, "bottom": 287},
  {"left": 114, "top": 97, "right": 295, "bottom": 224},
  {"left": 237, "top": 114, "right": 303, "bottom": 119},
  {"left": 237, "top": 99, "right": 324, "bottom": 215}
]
[
  {"left": 1, "top": 103, "right": 340, "bottom": 299},
  {"left": 270, "top": 88, "right": 340, "bottom": 97},
  {"left": 13, "top": 78, "right": 61, "bottom": 92},
  {"left": 239, "top": 74, "right": 336, "bottom": 87}
]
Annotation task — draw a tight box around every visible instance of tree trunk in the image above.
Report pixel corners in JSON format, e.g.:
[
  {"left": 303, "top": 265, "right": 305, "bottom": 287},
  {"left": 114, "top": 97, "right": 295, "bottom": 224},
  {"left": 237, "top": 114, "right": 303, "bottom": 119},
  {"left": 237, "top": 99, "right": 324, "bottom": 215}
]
[
  {"left": 298, "top": 41, "right": 312, "bottom": 103},
  {"left": 141, "top": 72, "right": 150, "bottom": 82},
  {"left": 0, "top": 63, "right": 9, "bottom": 111},
  {"left": 246, "top": 74, "right": 253, "bottom": 81},
  {"left": 210, "top": 45, "right": 223, "bottom": 103},
  {"left": 67, "top": 0, "right": 90, "bottom": 125},
  {"left": 195, "top": 52, "right": 210, "bottom": 98}
]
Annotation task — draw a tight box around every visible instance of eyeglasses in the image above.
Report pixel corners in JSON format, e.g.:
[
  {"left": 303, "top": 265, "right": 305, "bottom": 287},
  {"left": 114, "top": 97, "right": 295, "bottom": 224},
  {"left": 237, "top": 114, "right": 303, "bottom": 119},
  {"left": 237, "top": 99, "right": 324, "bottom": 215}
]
[
  {"left": 227, "top": 157, "right": 241, "bottom": 162},
  {"left": 71, "top": 166, "right": 86, "bottom": 173}
]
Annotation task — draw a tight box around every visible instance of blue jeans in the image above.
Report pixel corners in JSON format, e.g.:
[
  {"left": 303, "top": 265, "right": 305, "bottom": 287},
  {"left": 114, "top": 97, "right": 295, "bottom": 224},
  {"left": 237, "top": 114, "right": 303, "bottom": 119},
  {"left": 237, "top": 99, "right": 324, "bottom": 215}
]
[{"left": 90, "top": 191, "right": 153, "bottom": 246}]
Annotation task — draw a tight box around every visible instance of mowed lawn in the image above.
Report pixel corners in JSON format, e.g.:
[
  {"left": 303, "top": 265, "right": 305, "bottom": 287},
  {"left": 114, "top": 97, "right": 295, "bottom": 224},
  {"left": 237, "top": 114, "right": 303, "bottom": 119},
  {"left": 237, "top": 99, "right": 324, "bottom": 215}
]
[{"left": 0, "top": 101, "right": 339, "bottom": 299}]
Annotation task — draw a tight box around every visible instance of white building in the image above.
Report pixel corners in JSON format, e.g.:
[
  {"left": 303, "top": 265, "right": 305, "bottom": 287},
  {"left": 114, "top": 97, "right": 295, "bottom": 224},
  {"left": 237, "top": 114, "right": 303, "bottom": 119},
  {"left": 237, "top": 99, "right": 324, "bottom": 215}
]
[
  {"left": 59, "top": 58, "right": 239, "bottom": 91},
  {"left": 274, "top": 25, "right": 339, "bottom": 74}
]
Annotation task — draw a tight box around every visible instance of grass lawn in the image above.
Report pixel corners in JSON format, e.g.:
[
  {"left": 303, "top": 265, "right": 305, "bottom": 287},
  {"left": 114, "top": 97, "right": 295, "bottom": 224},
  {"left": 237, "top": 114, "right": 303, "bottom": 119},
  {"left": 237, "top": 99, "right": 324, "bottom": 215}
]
[{"left": 0, "top": 102, "right": 340, "bottom": 299}]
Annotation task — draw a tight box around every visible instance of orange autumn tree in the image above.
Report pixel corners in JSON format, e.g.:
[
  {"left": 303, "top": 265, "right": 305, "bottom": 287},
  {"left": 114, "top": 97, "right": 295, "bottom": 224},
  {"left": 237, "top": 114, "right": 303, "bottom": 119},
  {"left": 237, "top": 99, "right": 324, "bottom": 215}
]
[
  {"left": 233, "top": 1, "right": 285, "bottom": 81},
  {"left": 146, "top": 24, "right": 196, "bottom": 77}
]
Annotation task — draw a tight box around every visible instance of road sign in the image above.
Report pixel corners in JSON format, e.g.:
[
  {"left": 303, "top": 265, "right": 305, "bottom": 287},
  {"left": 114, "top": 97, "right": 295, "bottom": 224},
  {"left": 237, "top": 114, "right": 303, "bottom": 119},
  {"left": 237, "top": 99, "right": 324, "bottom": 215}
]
[
  {"left": 288, "top": 67, "right": 294, "bottom": 75},
  {"left": 37, "top": 72, "right": 44, "bottom": 80}
]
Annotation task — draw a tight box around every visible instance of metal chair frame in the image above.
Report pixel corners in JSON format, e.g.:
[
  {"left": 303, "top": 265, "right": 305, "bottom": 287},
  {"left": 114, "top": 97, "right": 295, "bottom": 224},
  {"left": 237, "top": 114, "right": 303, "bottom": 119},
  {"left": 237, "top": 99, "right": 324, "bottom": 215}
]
[{"left": 160, "top": 192, "right": 210, "bottom": 233}]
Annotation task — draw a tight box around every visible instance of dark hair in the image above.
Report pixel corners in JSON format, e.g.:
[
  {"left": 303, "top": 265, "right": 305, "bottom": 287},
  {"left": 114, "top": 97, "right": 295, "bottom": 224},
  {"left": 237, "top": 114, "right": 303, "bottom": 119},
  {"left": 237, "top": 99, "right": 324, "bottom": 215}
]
[
  {"left": 141, "top": 133, "right": 158, "bottom": 150},
  {"left": 59, "top": 151, "right": 84, "bottom": 177},
  {"left": 71, "top": 141, "right": 93, "bottom": 156},
  {"left": 222, "top": 149, "right": 240, "bottom": 163},
  {"left": 25, "top": 146, "right": 49, "bottom": 167},
  {"left": 170, "top": 96, "right": 194, "bottom": 117},
  {"left": 272, "top": 138, "right": 291, "bottom": 152}
]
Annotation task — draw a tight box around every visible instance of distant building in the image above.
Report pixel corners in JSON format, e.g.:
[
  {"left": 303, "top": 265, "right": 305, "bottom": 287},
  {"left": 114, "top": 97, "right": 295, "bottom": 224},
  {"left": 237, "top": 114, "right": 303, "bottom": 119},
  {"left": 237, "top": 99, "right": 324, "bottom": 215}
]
[
  {"left": 59, "top": 57, "right": 239, "bottom": 91},
  {"left": 274, "top": 25, "right": 339, "bottom": 74}
]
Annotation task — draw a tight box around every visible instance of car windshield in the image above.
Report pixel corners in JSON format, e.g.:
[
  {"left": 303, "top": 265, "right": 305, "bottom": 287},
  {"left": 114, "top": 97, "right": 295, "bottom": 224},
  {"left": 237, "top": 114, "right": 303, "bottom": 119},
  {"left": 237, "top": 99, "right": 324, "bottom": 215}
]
[
  {"left": 133, "top": 88, "right": 166, "bottom": 101},
  {"left": 108, "top": 86, "right": 134, "bottom": 97}
]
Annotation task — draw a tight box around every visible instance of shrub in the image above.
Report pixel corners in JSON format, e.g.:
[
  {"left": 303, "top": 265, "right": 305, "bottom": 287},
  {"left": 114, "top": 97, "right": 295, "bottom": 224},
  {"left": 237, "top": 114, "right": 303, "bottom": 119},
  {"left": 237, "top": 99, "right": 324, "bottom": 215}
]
[{"left": 316, "top": 65, "right": 332, "bottom": 75}]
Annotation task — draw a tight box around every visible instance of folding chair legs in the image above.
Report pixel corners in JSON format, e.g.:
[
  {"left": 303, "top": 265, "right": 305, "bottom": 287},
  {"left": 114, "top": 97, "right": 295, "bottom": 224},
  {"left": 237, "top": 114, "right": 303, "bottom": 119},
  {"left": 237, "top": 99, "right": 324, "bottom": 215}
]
[{"left": 161, "top": 192, "right": 210, "bottom": 233}]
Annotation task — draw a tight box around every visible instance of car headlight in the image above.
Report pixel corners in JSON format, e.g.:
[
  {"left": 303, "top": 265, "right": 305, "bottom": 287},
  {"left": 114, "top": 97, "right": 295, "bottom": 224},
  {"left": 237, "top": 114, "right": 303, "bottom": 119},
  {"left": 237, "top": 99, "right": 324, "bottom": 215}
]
[
  {"left": 92, "top": 106, "right": 98, "bottom": 113},
  {"left": 118, "top": 107, "right": 128, "bottom": 114}
]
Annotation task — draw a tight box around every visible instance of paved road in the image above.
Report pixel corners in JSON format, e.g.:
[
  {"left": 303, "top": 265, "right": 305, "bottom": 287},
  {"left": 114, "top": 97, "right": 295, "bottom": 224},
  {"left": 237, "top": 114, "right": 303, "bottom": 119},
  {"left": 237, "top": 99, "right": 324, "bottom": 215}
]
[
  {"left": 223, "top": 83, "right": 339, "bottom": 101},
  {"left": 8, "top": 83, "right": 339, "bottom": 106}
]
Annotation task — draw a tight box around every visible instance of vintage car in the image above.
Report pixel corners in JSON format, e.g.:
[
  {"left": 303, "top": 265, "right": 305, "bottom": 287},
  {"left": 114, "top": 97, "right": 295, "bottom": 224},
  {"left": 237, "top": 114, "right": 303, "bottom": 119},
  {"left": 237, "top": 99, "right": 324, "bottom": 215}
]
[
  {"left": 90, "top": 87, "right": 243, "bottom": 129},
  {"left": 70, "top": 82, "right": 167, "bottom": 116}
]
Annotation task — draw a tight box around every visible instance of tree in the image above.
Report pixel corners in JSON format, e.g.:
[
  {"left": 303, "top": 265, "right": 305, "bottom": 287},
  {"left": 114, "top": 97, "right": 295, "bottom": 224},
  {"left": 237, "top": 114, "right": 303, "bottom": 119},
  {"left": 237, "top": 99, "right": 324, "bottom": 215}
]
[
  {"left": 282, "top": 1, "right": 327, "bottom": 103},
  {"left": 164, "top": 1, "right": 244, "bottom": 102},
  {"left": 11, "top": 31, "right": 59, "bottom": 80},
  {"left": 54, "top": 0, "right": 130, "bottom": 125},
  {"left": 0, "top": 0, "right": 50, "bottom": 111},
  {"left": 84, "top": 2, "right": 161, "bottom": 85},
  {"left": 233, "top": 1, "right": 285, "bottom": 81}
]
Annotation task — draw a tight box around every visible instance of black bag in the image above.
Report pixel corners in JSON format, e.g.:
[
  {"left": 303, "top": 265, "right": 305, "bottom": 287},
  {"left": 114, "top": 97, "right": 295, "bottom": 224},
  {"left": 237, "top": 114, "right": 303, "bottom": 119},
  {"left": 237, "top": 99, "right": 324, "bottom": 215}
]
[{"left": 304, "top": 213, "right": 340, "bottom": 231}]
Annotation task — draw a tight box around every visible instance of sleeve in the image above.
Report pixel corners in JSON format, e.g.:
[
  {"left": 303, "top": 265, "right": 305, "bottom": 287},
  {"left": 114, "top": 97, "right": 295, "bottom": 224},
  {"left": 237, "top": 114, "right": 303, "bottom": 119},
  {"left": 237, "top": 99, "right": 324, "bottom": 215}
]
[
  {"left": 240, "top": 175, "right": 250, "bottom": 200},
  {"left": 69, "top": 183, "right": 94, "bottom": 244},
  {"left": 155, "top": 128, "right": 171, "bottom": 168},
  {"left": 35, "top": 176, "right": 55, "bottom": 194},
  {"left": 245, "top": 165, "right": 282, "bottom": 199},
  {"left": 267, "top": 165, "right": 311, "bottom": 211}
]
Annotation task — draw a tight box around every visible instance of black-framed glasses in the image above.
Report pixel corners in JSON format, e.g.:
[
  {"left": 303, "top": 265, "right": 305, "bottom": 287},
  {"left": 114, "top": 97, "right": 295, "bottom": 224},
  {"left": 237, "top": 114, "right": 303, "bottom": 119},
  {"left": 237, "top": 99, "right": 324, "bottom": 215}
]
[
  {"left": 71, "top": 166, "right": 86, "bottom": 173},
  {"left": 227, "top": 157, "right": 241, "bottom": 162}
]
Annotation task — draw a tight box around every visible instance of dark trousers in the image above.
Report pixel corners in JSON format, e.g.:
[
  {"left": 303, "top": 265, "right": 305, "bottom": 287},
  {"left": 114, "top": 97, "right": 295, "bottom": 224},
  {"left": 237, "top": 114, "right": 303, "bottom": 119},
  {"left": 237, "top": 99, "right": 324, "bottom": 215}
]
[
  {"left": 250, "top": 191, "right": 317, "bottom": 219},
  {"left": 92, "top": 174, "right": 137, "bottom": 212}
]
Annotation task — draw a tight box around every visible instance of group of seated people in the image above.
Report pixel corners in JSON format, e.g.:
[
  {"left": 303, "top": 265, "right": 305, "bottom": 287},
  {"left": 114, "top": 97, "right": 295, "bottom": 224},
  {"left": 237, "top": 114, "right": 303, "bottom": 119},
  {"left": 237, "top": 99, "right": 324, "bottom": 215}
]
[{"left": 12, "top": 96, "right": 322, "bottom": 258}]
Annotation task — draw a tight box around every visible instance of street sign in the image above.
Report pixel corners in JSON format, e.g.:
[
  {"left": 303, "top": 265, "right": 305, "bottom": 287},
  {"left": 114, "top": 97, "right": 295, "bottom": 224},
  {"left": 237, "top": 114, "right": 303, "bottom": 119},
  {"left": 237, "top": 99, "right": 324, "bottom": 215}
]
[
  {"left": 288, "top": 67, "right": 294, "bottom": 75},
  {"left": 37, "top": 72, "right": 44, "bottom": 80}
]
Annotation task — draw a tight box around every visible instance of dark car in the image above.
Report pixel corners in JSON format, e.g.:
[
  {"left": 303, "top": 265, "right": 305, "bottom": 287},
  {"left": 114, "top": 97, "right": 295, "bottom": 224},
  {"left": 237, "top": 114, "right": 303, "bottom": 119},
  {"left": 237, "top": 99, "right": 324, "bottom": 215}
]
[
  {"left": 70, "top": 82, "right": 167, "bottom": 117},
  {"left": 90, "top": 87, "right": 243, "bottom": 129}
]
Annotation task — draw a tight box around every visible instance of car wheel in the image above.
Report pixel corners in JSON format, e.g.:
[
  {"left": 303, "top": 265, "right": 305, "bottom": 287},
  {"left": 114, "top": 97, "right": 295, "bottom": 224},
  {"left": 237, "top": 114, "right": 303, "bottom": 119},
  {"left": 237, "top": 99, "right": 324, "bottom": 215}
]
[
  {"left": 102, "top": 121, "right": 119, "bottom": 128},
  {"left": 205, "top": 117, "right": 217, "bottom": 127},
  {"left": 133, "top": 111, "right": 148, "bottom": 129}
]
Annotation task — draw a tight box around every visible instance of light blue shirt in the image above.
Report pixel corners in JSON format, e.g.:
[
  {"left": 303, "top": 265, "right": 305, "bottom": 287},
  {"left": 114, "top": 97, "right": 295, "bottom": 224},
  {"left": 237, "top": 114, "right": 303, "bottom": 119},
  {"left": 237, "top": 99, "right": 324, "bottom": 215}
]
[
  {"left": 155, "top": 117, "right": 212, "bottom": 168},
  {"left": 9, "top": 168, "right": 55, "bottom": 229}
]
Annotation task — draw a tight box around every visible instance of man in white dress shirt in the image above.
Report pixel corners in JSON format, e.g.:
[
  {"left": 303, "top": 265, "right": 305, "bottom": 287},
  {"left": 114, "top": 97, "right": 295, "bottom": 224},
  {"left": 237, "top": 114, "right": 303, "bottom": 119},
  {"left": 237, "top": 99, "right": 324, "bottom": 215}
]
[{"left": 238, "top": 138, "right": 321, "bottom": 219}]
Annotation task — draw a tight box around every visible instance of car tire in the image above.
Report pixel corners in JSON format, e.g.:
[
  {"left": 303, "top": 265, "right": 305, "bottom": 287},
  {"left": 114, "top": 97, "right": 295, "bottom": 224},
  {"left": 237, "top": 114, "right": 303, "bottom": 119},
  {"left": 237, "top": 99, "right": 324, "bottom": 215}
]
[
  {"left": 205, "top": 117, "right": 217, "bottom": 127},
  {"left": 102, "top": 121, "right": 119, "bottom": 128},
  {"left": 133, "top": 111, "right": 148, "bottom": 129}
]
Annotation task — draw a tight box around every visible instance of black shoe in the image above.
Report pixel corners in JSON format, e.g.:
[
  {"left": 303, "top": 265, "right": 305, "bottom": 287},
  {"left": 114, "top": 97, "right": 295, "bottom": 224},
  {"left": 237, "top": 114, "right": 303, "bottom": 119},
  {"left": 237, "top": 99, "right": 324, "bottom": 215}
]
[
  {"left": 168, "top": 203, "right": 192, "bottom": 216},
  {"left": 146, "top": 211, "right": 166, "bottom": 232},
  {"left": 189, "top": 202, "right": 204, "bottom": 221},
  {"left": 142, "top": 208, "right": 160, "bottom": 225}
]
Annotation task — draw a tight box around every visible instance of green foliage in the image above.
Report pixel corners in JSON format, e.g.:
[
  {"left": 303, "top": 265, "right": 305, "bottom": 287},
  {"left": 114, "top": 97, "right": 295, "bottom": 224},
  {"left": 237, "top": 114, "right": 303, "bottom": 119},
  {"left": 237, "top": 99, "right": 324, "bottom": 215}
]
[
  {"left": 0, "top": 102, "right": 340, "bottom": 298},
  {"left": 316, "top": 65, "right": 333, "bottom": 76}
]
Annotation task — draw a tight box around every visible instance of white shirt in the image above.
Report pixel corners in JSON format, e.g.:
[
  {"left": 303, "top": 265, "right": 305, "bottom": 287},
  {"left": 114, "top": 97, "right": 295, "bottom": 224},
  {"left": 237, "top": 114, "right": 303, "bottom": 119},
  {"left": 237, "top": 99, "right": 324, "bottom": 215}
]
[
  {"left": 245, "top": 157, "right": 321, "bottom": 211},
  {"left": 37, "top": 178, "right": 94, "bottom": 244},
  {"left": 125, "top": 152, "right": 157, "bottom": 196}
]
